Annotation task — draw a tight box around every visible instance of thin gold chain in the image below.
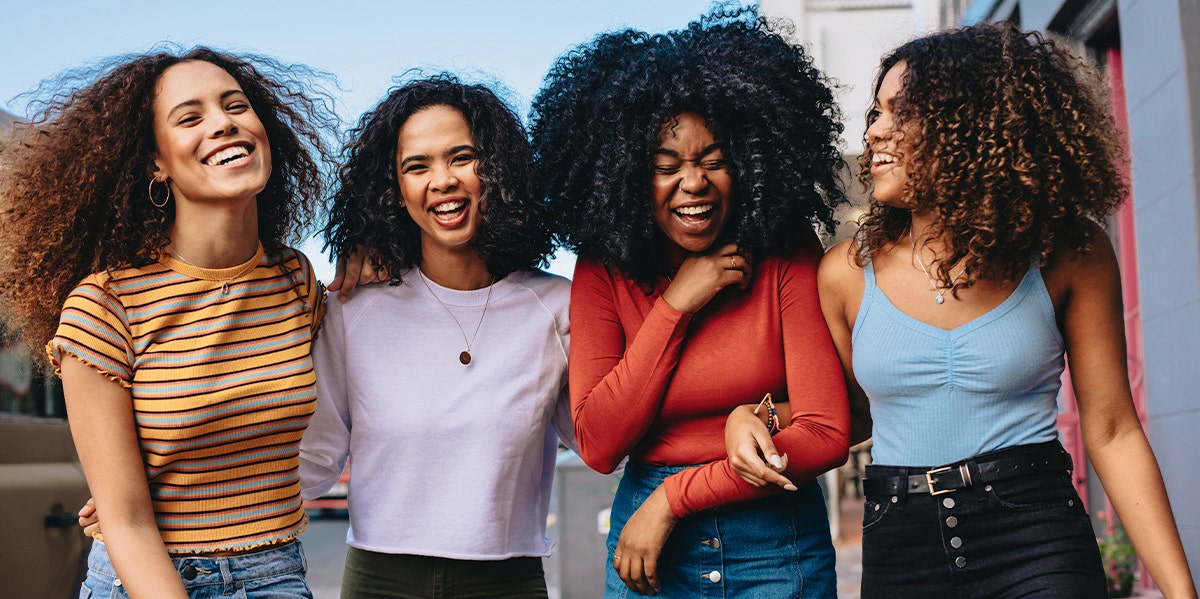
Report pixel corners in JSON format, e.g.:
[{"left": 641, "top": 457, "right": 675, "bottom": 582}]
[{"left": 417, "top": 269, "right": 495, "bottom": 355}]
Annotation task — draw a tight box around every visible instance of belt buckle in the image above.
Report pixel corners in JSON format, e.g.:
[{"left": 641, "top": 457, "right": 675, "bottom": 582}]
[{"left": 925, "top": 465, "right": 956, "bottom": 496}]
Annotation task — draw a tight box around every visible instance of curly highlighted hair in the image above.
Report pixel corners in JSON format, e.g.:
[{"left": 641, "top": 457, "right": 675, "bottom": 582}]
[
  {"left": 856, "top": 22, "right": 1126, "bottom": 285},
  {"left": 323, "top": 74, "right": 552, "bottom": 282},
  {"left": 0, "top": 45, "right": 338, "bottom": 357},
  {"left": 531, "top": 6, "right": 845, "bottom": 285}
]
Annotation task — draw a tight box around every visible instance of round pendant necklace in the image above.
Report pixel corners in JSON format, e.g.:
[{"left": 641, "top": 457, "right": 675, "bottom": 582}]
[
  {"left": 417, "top": 269, "right": 495, "bottom": 365},
  {"left": 909, "top": 231, "right": 967, "bottom": 304}
]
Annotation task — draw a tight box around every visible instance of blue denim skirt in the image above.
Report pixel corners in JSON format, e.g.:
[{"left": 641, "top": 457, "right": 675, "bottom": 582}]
[
  {"left": 80, "top": 538, "right": 311, "bottom": 599},
  {"left": 604, "top": 460, "right": 836, "bottom": 598},
  {"left": 860, "top": 442, "right": 1106, "bottom": 598}
]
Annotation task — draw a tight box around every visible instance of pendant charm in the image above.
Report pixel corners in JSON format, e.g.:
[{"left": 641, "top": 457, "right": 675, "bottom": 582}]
[
  {"left": 935, "top": 295, "right": 945, "bottom": 304},
  {"left": 459, "top": 351, "right": 472, "bottom": 365}
]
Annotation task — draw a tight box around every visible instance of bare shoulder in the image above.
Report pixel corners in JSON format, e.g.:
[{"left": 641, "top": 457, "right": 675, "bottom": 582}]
[
  {"left": 1042, "top": 222, "right": 1120, "bottom": 290},
  {"left": 818, "top": 239, "right": 864, "bottom": 293}
]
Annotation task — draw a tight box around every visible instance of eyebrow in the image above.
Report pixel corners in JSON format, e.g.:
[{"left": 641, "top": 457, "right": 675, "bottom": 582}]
[
  {"left": 399, "top": 144, "right": 476, "bottom": 168},
  {"left": 166, "top": 89, "right": 247, "bottom": 120},
  {"left": 652, "top": 142, "right": 724, "bottom": 161}
]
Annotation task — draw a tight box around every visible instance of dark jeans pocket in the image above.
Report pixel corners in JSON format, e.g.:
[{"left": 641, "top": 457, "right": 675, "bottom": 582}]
[
  {"left": 985, "top": 472, "right": 1080, "bottom": 511},
  {"left": 861, "top": 496, "right": 896, "bottom": 533}
]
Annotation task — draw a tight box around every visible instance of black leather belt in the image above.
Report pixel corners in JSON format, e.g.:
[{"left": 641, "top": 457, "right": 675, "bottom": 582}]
[{"left": 862, "top": 443, "right": 1073, "bottom": 497}]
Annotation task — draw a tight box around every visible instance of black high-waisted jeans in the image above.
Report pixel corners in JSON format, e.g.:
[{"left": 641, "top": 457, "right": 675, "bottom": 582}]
[{"left": 860, "top": 441, "right": 1106, "bottom": 598}]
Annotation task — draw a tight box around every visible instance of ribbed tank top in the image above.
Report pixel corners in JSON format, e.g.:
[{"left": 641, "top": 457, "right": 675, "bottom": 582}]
[{"left": 853, "top": 263, "right": 1063, "bottom": 466}]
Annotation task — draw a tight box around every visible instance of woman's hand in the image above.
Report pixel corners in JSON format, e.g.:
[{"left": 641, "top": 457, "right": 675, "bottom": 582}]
[
  {"left": 327, "top": 245, "right": 389, "bottom": 302},
  {"left": 78, "top": 497, "right": 101, "bottom": 539},
  {"left": 725, "top": 404, "right": 797, "bottom": 490},
  {"left": 660, "top": 242, "right": 751, "bottom": 314},
  {"left": 613, "top": 486, "right": 677, "bottom": 595}
]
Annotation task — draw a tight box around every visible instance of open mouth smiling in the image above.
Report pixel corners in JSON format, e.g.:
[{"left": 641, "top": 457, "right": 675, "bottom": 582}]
[
  {"left": 674, "top": 203, "right": 715, "bottom": 222},
  {"left": 203, "top": 144, "right": 253, "bottom": 166},
  {"left": 431, "top": 198, "right": 468, "bottom": 221}
]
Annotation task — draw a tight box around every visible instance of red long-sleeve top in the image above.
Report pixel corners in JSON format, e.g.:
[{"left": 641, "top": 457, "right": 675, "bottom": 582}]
[{"left": 570, "top": 234, "right": 850, "bottom": 519}]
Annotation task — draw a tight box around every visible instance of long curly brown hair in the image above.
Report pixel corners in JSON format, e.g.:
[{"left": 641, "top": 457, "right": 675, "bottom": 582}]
[
  {"left": 0, "top": 45, "right": 338, "bottom": 359},
  {"left": 855, "top": 22, "right": 1126, "bottom": 286}
]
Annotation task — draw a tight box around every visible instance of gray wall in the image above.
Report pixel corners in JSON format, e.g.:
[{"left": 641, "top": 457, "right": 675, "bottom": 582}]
[{"left": 1119, "top": 0, "right": 1200, "bottom": 578}]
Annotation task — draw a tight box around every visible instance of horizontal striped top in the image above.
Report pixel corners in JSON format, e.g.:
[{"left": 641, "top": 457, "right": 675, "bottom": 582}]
[{"left": 47, "top": 244, "right": 325, "bottom": 554}]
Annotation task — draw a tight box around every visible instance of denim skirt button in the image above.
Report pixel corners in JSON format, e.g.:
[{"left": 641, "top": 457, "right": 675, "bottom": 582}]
[
  {"left": 955, "top": 556, "right": 967, "bottom": 568},
  {"left": 702, "top": 570, "right": 722, "bottom": 583},
  {"left": 950, "top": 536, "right": 962, "bottom": 549},
  {"left": 945, "top": 516, "right": 958, "bottom": 528},
  {"left": 942, "top": 497, "right": 955, "bottom": 509}
]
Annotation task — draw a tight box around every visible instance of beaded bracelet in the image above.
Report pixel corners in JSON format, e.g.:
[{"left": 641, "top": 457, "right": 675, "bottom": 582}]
[{"left": 753, "top": 393, "right": 781, "bottom": 435}]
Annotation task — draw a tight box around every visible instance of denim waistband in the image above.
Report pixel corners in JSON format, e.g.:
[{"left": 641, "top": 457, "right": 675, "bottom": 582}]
[{"left": 88, "top": 538, "right": 306, "bottom": 584}]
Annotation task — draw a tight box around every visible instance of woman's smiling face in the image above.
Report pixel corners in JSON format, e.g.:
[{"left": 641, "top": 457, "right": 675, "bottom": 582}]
[
  {"left": 150, "top": 60, "right": 271, "bottom": 206},
  {"left": 866, "top": 61, "right": 917, "bottom": 209},
  {"left": 650, "top": 112, "right": 733, "bottom": 253},
  {"left": 395, "top": 104, "right": 485, "bottom": 259}
]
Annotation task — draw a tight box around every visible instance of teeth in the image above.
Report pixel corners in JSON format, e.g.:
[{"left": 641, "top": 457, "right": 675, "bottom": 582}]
[
  {"left": 873, "top": 153, "right": 896, "bottom": 165},
  {"left": 432, "top": 200, "right": 466, "bottom": 214},
  {"left": 206, "top": 146, "right": 249, "bottom": 166},
  {"left": 675, "top": 204, "right": 714, "bottom": 216}
]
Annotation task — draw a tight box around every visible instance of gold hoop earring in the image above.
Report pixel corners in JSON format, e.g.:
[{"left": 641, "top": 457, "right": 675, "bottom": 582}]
[{"left": 148, "top": 179, "right": 171, "bottom": 208}]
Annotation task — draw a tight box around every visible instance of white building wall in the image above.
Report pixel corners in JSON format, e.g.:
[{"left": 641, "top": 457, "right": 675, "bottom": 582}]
[{"left": 759, "top": 0, "right": 942, "bottom": 154}]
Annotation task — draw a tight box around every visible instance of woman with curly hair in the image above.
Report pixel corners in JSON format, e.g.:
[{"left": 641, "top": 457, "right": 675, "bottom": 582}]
[
  {"left": 729, "top": 22, "right": 1196, "bottom": 597},
  {"left": 0, "top": 47, "right": 334, "bottom": 598},
  {"left": 531, "top": 8, "right": 849, "bottom": 597},
  {"left": 300, "top": 75, "right": 573, "bottom": 598}
]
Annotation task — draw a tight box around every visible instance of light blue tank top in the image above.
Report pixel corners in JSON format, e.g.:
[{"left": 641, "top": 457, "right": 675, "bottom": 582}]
[{"left": 853, "top": 263, "right": 1063, "bottom": 466}]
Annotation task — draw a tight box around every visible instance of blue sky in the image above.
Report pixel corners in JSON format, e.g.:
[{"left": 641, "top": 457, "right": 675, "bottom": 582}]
[{"left": 0, "top": 0, "right": 743, "bottom": 279}]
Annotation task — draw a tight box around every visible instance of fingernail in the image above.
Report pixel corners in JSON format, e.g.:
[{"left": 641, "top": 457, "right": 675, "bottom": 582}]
[
  {"left": 784, "top": 483, "right": 798, "bottom": 491},
  {"left": 769, "top": 455, "right": 783, "bottom": 469}
]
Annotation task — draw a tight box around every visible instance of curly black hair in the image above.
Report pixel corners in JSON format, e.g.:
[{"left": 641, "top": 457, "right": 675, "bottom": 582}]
[
  {"left": 323, "top": 74, "right": 552, "bottom": 282},
  {"left": 855, "top": 22, "right": 1125, "bottom": 286},
  {"left": 531, "top": 6, "right": 845, "bottom": 285},
  {"left": 0, "top": 45, "right": 337, "bottom": 357}
]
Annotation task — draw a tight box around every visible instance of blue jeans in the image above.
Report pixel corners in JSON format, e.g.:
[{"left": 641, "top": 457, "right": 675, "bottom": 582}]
[
  {"left": 861, "top": 443, "right": 1106, "bottom": 598},
  {"left": 80, "top": 539, "right": 311, "bottom": 599},
  {"left": 604, "top": 460, "right": 836, "bottom": 598}
]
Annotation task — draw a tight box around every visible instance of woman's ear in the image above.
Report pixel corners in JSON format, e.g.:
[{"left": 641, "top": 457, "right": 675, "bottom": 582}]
[{"left": 147, "top": 159, "right": 166, "bottom": 183}]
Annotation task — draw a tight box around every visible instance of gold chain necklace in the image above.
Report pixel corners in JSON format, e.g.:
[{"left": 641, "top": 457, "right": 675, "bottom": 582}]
[
  {"left": 417, "top": 269, "right": 495, "bottom": 365},
  {"left": 909, "top": 231, "right": 967, "bottom": 305},
  {"left": 167, "top": 248, "right": 257, "bottom": 294}
]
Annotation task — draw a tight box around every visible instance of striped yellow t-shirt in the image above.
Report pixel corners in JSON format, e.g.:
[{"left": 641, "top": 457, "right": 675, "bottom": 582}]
[{"left": 47, "top": 244, "right": 325, "bottom": 554}]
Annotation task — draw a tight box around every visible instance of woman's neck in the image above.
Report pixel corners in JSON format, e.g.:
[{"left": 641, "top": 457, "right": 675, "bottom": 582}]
[
  {"left": 419, "top": 249, "right": 493, "bottom": 290},
  {"left": 168, "top": 199, "right": 260, "bottom": 267},
  {"left": 907, "top": 211, "right": 949, "bottom": 252}
]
